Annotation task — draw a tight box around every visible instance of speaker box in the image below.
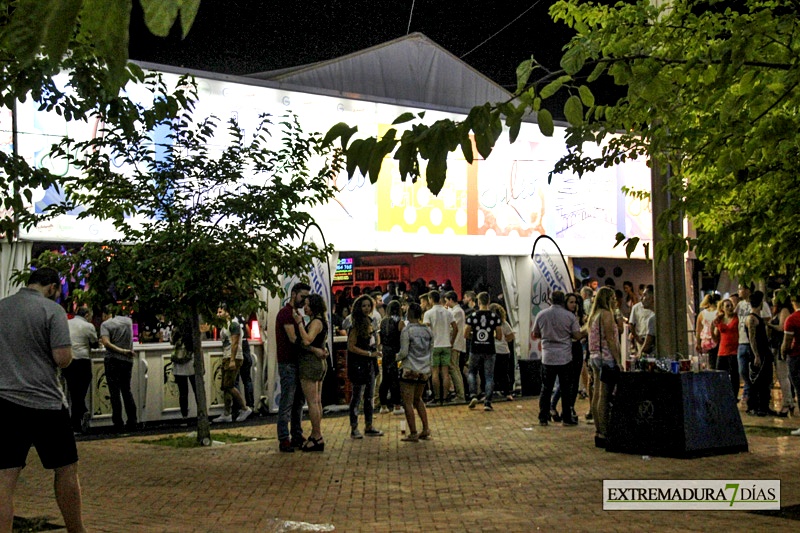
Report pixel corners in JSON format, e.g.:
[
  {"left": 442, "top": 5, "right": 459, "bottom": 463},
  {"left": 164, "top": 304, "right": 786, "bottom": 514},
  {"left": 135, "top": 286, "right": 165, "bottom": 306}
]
[{"left": 606, "top": 370, "right": 748, "bottom": 457}]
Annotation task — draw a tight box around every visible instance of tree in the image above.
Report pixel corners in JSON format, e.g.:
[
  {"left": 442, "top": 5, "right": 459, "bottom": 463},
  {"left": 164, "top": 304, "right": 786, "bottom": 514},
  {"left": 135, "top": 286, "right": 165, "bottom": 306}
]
[
  {"left": 324, "top": 0, "right": 800, "bottom": 286},
  {"left": 33, "top": 74, "right": 340, "bottom": 444},
  {"left": 1, "top": 0, "right": 201, "bottom": 242},
  {"left": 2, "top": 0, "right": 199, "bottom": 88}
]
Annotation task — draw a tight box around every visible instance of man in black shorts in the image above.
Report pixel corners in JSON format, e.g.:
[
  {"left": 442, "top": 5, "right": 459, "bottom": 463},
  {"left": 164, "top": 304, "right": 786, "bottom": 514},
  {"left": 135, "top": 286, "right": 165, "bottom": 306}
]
[{"left": 0, "top": 268, "right": 86, "bottom": 532}]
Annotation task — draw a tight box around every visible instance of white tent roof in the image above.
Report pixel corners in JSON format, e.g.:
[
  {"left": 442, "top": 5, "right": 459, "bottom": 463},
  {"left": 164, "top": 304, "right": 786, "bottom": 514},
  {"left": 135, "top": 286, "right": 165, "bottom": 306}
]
[{"left": 247, "top": 32, "right": 512, "bottom": 111}]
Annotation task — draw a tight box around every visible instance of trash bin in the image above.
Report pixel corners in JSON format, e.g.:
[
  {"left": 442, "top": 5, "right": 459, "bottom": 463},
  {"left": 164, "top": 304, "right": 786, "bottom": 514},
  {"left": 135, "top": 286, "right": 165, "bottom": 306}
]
[{"left": 518, "top": 358, "right": 542, "bottom": 397}]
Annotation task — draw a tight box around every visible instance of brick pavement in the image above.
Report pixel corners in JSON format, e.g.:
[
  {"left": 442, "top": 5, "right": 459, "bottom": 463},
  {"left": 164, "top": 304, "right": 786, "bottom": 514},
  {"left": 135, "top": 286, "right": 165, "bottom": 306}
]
[{"left": 12, "top": 396, "right": 800, "bottom": 532}]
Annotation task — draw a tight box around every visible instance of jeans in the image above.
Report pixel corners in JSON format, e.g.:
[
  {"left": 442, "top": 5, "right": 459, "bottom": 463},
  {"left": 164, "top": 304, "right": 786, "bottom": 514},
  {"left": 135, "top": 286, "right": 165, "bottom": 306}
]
[
  {"left": 737, "top": 344, "right": 752, "bottom": 398},
  {"left": 379, "top": 350, "right": 400, "bottom": 408},
  {"left": 774, "top": 351, "right": 795, "bottom": 409},
  {"left": 789, "top": 357, "right": 800, "bottom": 410},
  {"left": 277, "top": 362, "right": 305, "bottom": 442},
  {"left": 748, "top": 352, "right": 773, "bottom": 414},
  {"left": 350, "top": 368, "right": 377, "bottom": 429},
  {"left": 540, "top": 363, "right": 572, "bottom": 423},
  {"left": 716, "top": 355, "right": 740, "bottom": 401},
  {"left": 237, "top": 350, "right": 254, "bottom": 408},
  {"left": 62, "top": 358, "right": 92, "bottom": 431},
  {"left": 104, "top": 357, "right": 137, "bottom": 429},
  {"left": 174, "top": 374, "right": 197, "bottom": 418},
  {"left": 467, "top": 353, "right": 495, "bottom": 405}
]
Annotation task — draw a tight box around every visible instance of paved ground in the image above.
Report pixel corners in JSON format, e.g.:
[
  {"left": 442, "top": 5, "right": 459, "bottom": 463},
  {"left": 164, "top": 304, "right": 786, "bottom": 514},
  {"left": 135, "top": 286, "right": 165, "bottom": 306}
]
[{"left": 12, "top": 395, "right": 800, "bottom": 532}]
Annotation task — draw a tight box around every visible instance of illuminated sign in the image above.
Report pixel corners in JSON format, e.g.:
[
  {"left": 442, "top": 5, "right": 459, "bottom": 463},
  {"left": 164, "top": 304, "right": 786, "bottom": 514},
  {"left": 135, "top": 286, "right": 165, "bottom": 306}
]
[{"left": 334, "top": 257, "right": 353, "bottom": 283}]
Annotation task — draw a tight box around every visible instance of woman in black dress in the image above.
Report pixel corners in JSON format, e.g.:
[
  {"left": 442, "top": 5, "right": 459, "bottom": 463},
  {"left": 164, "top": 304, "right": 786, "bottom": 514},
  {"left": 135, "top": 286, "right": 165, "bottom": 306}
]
[{"left": 295, "top": 294, "right": 329, "bottom": 451}]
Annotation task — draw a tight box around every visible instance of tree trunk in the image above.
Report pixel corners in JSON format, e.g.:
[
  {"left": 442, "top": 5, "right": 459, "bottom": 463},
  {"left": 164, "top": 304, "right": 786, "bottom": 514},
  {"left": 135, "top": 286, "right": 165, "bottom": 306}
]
[{"left": 191, "top": 309, "right": 212, "bottom": 446}]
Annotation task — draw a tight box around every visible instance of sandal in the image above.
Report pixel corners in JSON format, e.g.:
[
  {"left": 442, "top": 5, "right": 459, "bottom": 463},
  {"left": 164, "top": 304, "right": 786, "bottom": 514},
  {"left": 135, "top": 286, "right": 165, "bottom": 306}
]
[
  {"left": 401, "top": 433, "right": 419, "bottom": 442},
  {"left": 418, "top": 430, "right": 432, "bottom": 440},
  {"left": 301, "top": 436, "right": 325, "bottom": 452}
]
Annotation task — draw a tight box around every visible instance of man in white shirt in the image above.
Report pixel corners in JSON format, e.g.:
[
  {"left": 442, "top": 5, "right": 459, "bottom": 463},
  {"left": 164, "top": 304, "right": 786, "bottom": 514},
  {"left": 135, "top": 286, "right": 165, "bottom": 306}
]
[
  {"left": 444, "top": 291, "right": 467, "bottom": 403},
  {"left": 64, "top": 306, "right": 98, "bottom": 433},
  {"left": 628, "top": 285, "right": 655, "bottom": 357},
  {"left": 423, "top": 291, "right": 457, "bottom": 404}
]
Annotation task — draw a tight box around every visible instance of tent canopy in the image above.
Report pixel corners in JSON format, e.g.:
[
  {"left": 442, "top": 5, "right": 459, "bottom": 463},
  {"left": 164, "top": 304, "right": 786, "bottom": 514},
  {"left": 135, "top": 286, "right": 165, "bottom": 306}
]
[{"left": 247, "top": 32, "right": 512, "bottom": 111}]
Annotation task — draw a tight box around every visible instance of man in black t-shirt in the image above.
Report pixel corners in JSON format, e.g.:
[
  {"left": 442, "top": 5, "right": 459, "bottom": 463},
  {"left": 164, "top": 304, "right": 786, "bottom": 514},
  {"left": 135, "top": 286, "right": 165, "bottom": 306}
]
[{"left": 464, "top": 292, "right": 503, "bottom": 411}]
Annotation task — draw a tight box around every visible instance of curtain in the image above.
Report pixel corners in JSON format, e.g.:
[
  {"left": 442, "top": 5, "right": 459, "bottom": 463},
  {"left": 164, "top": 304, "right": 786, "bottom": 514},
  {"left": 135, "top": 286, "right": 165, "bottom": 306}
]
[{"left": 0, "top": 241, "right": 32, "bottom": 298}]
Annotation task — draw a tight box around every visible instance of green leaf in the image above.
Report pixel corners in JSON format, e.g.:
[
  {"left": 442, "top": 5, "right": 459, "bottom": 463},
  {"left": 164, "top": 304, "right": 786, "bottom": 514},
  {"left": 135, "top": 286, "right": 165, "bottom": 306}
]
[
  {"left": 560, "top": 44, "right": 587, "bottom": 75},
  {"left": 586, "top": 61, "right": 607, "bottom": 83},
  {"left": 425, "top": 154, "right": 447, "bottom": 195},
  {"left": 80, "top": 0, "right": 133, "bottom": 87},
  {"left": 516, "top": 58, "right": 533, "bottom": 93},
  {"left": 41, "top": 0, "right": 83, "bottom": 63},
  {"left": 392, "top": 112, "right": 416, "bottom": 125},
  {"left": 178, "top": 0, "right": 201, "bottom": 38},
  {"left": 506, "top": 112, "right": 523, "bottom": 144},
  {"left": 4, "top": 0, "right": 55, "bottom": 66},
  {"left": 141, "top": 0, "right": 180, "bottom": 37},
  {"left": 613, "top": 232, "right": 626, "bottom": 248},
  {"left": 540, "top": 78, "right": 565, "bottom": 99},
  {"left": 322, "top": 122, "right": 358, "bottom": 149},
  {"left": 537, "top": 109, "right": 554, "bottom": 137},
  {"left": 564, "top": 95, "right": 584, "bottom": 126},
  {"left": 578, "top": 85, "right": 595, "bottom": 107},
  {"left": 625, "top": 237, "right": 640, "bottom": 258}
]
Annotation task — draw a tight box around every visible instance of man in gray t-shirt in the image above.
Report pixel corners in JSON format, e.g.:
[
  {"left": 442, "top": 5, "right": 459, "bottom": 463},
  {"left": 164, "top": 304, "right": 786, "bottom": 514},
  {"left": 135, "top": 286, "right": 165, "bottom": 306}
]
[
  {"left": 0, "top": 268, "right": 86, "bottom": 533},
  {"left": 532, "top": 290, "right": 583, "bottom": 426},
  {"left": 100, "top": 305, "right": 137, "bottom": 431}
]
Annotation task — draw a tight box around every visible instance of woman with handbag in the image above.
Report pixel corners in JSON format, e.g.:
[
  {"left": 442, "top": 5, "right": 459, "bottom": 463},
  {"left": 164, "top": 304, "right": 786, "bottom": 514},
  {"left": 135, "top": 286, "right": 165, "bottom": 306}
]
[
  {"left": 347, "top": 294, "right": 384, "bottom": 439},
  {"left": 587, "top": 287, "right": 621, "bottom": 448},
  {"left": 397, "top": 302, "right": 433, "bottom": 442},
  {"left": 170, "top": 322, "right": 197, "bottom": 424}
]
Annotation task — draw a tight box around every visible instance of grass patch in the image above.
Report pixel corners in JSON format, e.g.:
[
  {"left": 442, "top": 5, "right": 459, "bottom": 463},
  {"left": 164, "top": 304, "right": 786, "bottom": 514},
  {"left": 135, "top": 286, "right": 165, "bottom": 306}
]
[
  {"left": 139, "top": 432, "right": 267, "bottom": 448},
  {"left": 744, "top": 426, "right": 795, "bottom": 438}
]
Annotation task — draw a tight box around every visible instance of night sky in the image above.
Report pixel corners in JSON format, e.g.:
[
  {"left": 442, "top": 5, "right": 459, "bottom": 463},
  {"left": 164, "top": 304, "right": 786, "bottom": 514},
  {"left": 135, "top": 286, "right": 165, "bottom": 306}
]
[{"left": 128, "top": 0, "right": 571, "bottom": 91}]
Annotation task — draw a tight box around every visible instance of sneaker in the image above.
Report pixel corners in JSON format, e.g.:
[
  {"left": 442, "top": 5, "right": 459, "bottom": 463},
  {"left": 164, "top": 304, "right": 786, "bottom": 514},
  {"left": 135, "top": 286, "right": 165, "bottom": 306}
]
[
  {"left": 235, "top": 407, "right": 253, "bottom": 422},
  {"left": 364, "top": 427, "right": 384, "bottom": 437},
  {"left": 279, "top": 439, "right": 295, "bottom": 453},
  {"left": 791, "top": 428, "right": 800, "bottom": 436},
  {"left": 351, "top": 428, "right": 363, "bottom": 439},
  {"left": 393, "top": 406, "right": 405, "bottom": 415},
  {"left": 213, "top": 413, "right": 233, "bottom": 423},
  {"left": 468, "top": 398, "right": 479, "bottom": 409},
  {"left": 484, "top": 404, "right": 493, "bottom": 411},
  {"left": 80, "top": 411, "right": 92, "bottom": 433},
  {"left": 379, "top": 406, "right": 390, "bottom": 414}
]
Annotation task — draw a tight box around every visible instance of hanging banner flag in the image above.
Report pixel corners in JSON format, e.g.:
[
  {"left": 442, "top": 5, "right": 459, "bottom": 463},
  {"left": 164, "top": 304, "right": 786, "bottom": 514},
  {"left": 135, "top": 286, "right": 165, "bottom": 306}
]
[
  {"left": 529, "top": 235, "right": 575, "bottom": 359},
  {"left": 273, "top": 222, "right": 334, "bottom": 410}
]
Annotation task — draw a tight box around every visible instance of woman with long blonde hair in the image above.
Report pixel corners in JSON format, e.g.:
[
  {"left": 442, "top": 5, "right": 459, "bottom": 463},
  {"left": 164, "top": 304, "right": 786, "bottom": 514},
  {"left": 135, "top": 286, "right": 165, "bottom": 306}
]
[
  {"left": 695, "top": 293, "right": 719, "bottom": 369},
  {"left": 587, "top": 287, "right": 621, "bottom": 448}
]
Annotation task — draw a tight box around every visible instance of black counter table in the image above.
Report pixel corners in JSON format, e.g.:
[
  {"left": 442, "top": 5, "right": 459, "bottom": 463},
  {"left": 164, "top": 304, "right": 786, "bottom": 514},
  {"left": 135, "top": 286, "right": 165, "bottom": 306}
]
[{"left": 606, "top": 370, "right": 748, "bottom": 458}]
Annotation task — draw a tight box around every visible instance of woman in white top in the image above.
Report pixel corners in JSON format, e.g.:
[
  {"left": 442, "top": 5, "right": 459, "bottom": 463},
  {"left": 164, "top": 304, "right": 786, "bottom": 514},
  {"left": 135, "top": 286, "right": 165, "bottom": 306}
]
[
  {"left": 490, "top": 303, "right": 515, "bottom": 401},
  {"left": 587, "top": 287, "right": 620, "bottom": 448},
  {"left": 695, "top": 294, "right": 719, "bottom": 369}
]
